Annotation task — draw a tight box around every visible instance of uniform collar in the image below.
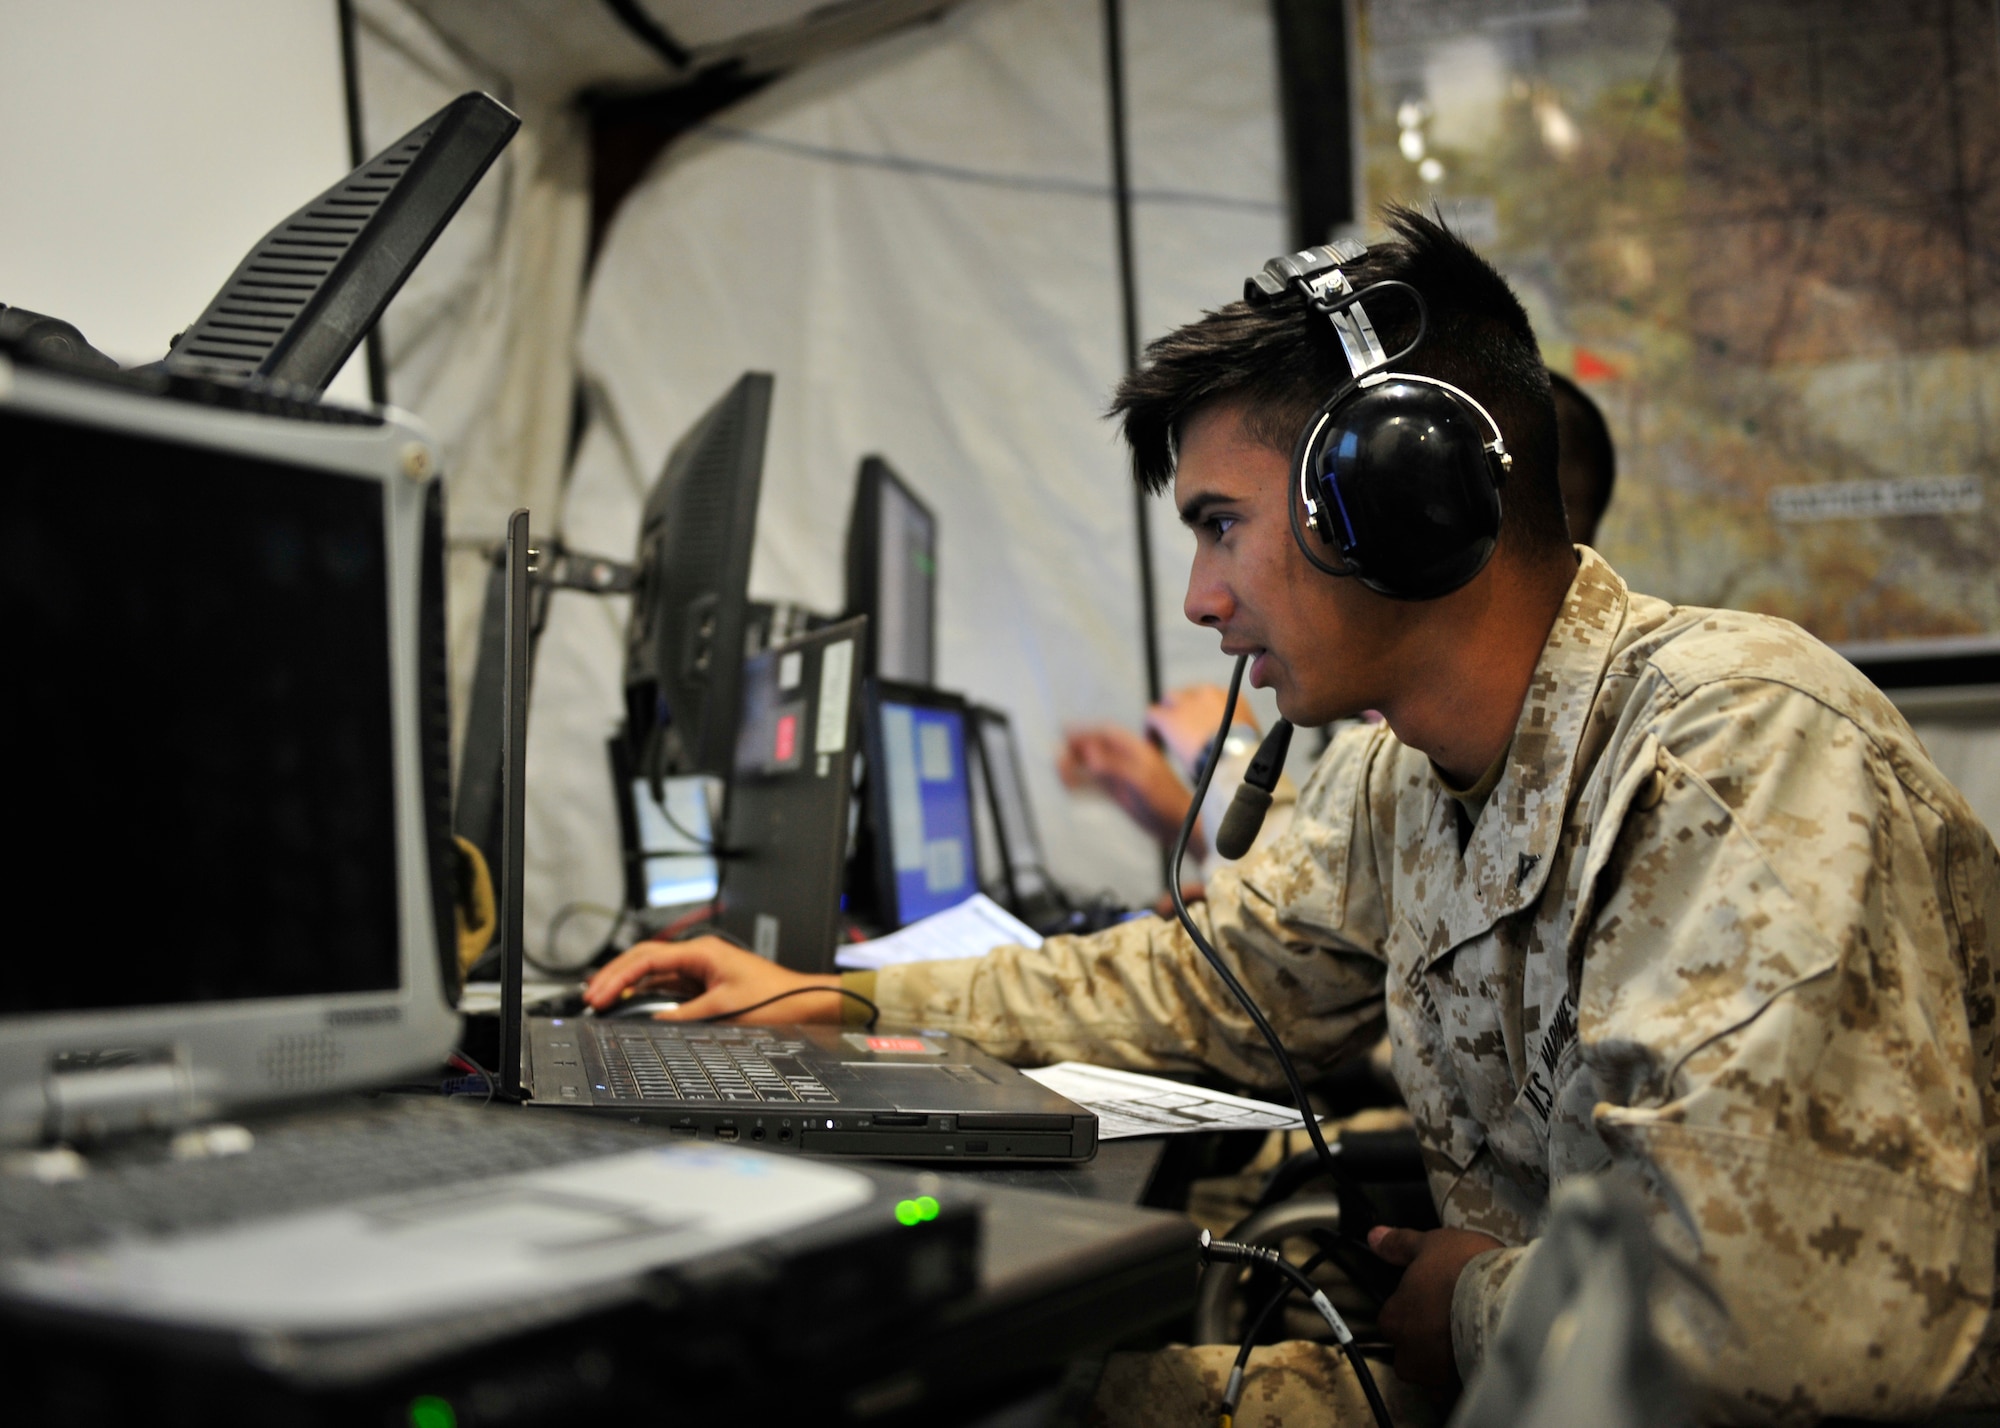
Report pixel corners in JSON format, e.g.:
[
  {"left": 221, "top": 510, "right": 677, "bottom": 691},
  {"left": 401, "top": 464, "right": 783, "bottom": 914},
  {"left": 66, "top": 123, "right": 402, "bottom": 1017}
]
[{"left": 1430, "top": 548, "right": 1629, "bottom": 948}]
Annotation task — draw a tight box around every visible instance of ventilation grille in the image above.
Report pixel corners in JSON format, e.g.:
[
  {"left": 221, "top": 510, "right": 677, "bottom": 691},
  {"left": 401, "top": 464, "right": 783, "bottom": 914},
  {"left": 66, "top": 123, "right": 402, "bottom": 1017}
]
[
  {"left": 259, "top": 1032, "right": 345, "bottom": 1091},
  {"left": 169, "top": 140, "right": 426, "bottom": 382}
]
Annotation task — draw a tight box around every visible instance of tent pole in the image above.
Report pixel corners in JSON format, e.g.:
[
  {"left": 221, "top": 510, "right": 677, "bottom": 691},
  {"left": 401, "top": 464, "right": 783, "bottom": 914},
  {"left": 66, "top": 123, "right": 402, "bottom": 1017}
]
[{"left": 1102, "top": 0, "right": 1163, "bottom": 707}]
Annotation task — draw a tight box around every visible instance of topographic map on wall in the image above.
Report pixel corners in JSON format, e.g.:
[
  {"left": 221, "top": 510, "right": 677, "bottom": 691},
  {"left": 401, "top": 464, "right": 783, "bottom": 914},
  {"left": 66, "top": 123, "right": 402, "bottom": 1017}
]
[{"left": 1356, "top": 0, "right": 2000, "bottom": 650}]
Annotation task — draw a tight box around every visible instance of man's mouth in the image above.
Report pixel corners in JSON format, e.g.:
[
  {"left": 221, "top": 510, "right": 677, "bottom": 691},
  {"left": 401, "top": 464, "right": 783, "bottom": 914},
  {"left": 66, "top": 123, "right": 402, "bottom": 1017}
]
[{"left": 1222, "top": 642, "right": 1272, "bottom": 687}]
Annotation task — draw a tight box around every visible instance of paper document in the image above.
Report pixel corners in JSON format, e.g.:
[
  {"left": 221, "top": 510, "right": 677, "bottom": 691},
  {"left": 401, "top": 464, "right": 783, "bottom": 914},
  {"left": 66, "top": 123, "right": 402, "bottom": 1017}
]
[
  {"left": 1020, "top": 1062, "right": 1307, "bottom": 1140},
  {"left": 834, "top": 893, "right": 1042, "bottom": 971}
]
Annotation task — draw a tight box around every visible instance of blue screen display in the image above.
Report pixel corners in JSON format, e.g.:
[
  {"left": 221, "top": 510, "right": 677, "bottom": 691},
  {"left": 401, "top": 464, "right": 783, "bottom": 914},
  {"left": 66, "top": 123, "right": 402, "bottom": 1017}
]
[{"left": 879, "top": 701, "right": 977, "bottom": 924}]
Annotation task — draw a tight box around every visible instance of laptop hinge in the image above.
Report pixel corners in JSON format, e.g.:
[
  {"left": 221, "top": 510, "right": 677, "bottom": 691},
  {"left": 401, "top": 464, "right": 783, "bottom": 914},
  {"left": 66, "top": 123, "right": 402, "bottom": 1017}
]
[{"left": 44, "top": 1046, "right": 196, "bottom": 1143}]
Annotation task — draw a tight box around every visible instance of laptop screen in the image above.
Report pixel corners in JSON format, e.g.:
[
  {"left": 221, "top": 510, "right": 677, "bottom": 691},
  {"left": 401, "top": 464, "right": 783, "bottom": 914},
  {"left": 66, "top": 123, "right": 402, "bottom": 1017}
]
[
  {"left": 878, "top": 695, "right": 976, "bottom": 924},
  {"left": 3, "top": 407, "right": 400, "bottom": 1014}
]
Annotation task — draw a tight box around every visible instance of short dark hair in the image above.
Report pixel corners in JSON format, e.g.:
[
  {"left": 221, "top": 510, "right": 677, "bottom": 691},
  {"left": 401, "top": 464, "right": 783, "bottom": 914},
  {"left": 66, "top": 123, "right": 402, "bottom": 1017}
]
[
  {"left": 1109, "top": 205, "right": 1568, "bottom": 563},
  {"left": 1547, "top": 369, "right": 1616, "bottom": 535}
]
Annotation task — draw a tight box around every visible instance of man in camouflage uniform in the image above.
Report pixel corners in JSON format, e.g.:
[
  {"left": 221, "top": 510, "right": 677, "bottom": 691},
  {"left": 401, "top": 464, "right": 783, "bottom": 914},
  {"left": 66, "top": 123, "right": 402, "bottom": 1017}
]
[{"left": 588, "top": 210, "right": 2000, "bottom": 1423}]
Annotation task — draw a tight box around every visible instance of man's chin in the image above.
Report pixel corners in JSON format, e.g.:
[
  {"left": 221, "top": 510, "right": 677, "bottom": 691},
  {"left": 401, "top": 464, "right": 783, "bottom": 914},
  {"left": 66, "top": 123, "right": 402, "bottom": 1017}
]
[{"left": 1274, "top": 685, "right": 1356, "bottom": 729}]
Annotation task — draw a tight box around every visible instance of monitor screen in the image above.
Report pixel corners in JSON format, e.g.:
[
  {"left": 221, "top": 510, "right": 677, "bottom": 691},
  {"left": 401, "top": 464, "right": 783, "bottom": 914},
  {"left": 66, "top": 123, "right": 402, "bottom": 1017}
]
[
  {"left": 2, "top": 407, "right": 401, "bottom": 1014},
  {"left": 625, "top": 373, "right": 772, "bottom": 783},
  {"left": 875, "top": 693, "right": 977, "bottom": 925},
  {"left": 630, "top": 776, "right": 719, "bottom": 910},
  {"left": 845, "top": 457, "right": 936, "bottom": 684},
  {"left": 971, "top": 707, "right": 1052, "bottom": 904}
]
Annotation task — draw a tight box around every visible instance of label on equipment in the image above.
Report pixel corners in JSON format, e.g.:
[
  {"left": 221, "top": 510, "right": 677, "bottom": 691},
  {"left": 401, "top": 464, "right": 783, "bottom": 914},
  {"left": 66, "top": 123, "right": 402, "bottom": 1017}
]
[
  {"left": 816, "top": 640, "right": 854, "bottom": 754},
  {"left": 843, "top": 1033, "right": 944, "bottom": 1056}
]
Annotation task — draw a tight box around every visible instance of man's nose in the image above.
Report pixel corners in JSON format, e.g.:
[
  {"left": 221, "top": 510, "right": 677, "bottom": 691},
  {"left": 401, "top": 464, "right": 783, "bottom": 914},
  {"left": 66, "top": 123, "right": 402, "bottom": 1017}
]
[{"left": 1184, "top": 558, "right": 1232, "bottom": 628}]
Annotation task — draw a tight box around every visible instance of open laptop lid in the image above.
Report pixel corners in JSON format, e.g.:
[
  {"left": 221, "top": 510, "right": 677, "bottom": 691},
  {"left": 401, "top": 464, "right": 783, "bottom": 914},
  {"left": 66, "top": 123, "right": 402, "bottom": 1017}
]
[
  {"left": 0, "top": 359, "right": 460, "bottom": 1146},
  {"left": 716, "top": 618, "right": 867, "bottom": 973}
]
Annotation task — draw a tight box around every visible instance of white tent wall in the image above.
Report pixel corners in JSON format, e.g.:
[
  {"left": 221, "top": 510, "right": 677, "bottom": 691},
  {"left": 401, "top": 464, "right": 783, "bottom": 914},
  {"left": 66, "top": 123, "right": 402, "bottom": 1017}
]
[
  {"left": 350, "top": 0, "right": 591, "bottom": 747},
  {"left": 525, "top": 0, "right": 1292, "bottom": 962}
]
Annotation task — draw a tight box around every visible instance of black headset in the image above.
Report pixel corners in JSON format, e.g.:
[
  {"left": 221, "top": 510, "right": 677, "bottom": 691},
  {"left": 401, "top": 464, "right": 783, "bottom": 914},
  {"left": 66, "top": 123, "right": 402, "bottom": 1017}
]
[{"left": 1244, "top": 239, "right": 1513, "bottom": 601}]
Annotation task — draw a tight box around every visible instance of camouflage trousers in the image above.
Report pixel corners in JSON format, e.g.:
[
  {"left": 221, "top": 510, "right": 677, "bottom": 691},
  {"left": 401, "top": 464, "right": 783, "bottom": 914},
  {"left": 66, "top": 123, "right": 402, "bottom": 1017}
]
[{"left": 1086, "top": 1341, "right": 1445, "bottom": 1428}]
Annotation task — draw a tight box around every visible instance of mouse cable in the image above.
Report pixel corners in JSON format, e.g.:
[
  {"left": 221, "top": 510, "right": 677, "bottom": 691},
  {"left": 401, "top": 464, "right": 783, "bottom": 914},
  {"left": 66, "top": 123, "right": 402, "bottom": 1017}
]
[
  {"left": 692, "top": 986, "right": 880, "bottom": 1031},
  {"left": 1167, "top": 655, "right": 1350, "bottom": 1197},
  {"left": 1202, "top": 1231, "right": 1393, "bottom": 1428}
]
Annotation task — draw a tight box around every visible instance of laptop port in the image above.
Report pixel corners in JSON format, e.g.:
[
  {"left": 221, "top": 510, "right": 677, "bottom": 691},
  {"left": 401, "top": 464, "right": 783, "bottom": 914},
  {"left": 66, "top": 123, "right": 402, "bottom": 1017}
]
[
  {"left": 714, "top": 1125, "right": 739, "bottom": 1142},
  {"left": 778, "top": 1127, "right": 793, "bottom": 1142},
  {"left": 751, "top": 1126, "right": 766, "bottom": 1142}
]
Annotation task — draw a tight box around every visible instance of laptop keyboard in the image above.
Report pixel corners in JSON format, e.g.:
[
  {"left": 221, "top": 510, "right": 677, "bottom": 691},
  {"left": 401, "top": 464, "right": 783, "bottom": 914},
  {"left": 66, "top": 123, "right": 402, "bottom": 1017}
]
[
  {"left": 0, "top": 1096, "right": 667, "bottom": 1260},
  {"left": 588, "top": 1024, "right": 839, "bottom": 1106}
]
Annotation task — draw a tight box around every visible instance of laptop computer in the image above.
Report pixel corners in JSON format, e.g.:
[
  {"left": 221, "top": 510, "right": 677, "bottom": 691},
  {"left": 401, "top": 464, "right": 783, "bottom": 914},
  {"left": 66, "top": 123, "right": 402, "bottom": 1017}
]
[
  {"left": 495, "top": 549, "right": 1096, "bottom": 1159},
  {"left": 0, "top": 346, "right": 981, "bottom": 1396}
]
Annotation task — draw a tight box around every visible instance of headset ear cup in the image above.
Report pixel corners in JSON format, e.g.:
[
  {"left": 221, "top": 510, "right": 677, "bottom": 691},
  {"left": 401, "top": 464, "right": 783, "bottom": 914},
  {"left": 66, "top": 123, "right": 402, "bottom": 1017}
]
[{"left": 1302, "top": 378, "right": 1504, "bottom": 600}]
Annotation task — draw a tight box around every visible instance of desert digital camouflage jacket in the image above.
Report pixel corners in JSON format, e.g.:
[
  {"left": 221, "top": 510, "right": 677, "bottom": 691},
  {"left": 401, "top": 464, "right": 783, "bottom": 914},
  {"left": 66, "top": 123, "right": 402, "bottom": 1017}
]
[{"left": 871, "top": 548, "right": 2000, "bottom": 1423}]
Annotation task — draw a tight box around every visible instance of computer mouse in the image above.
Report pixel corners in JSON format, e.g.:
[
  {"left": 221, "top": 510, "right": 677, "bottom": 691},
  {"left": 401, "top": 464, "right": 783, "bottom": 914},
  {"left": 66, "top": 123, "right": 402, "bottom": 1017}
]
[{"left": 600, "top": 999, "right": 683, "bottom": 1019}]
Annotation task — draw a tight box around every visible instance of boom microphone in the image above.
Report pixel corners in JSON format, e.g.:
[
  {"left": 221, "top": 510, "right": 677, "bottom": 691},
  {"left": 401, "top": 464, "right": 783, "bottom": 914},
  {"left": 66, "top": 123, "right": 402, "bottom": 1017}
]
[{"left": 1213, "top": 719, "right": 1294, "bottom": 859}]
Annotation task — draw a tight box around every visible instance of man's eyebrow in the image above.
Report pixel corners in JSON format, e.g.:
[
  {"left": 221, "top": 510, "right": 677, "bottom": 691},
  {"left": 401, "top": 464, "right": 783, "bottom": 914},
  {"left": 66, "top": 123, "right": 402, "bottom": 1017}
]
[{"left": 1178, "top": 492, "right": 1241, "bottom": 526}]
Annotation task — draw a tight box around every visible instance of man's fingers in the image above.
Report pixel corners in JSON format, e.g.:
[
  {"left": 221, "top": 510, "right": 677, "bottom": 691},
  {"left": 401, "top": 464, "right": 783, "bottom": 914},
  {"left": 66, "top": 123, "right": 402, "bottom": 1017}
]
[
  {"left": 583, "top": 940, "right": 712, "bottom": 1009},
  {"left": 1367, "top": 1225, "right": 1427, "bottom": 1266}
]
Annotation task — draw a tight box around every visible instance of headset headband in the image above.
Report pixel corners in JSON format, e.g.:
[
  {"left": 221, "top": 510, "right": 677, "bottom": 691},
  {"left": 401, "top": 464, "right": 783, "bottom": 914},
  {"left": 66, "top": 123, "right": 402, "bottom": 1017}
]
[{"left": 1244, "top": 241, "right": 1427, "bottom": 378}]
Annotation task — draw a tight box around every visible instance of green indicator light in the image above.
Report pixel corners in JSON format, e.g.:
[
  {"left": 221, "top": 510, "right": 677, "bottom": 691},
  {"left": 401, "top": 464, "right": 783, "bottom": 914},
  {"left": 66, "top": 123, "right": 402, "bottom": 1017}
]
[
  {"left": 895, "top": 1199, "right": 922, "bottom": 1226},
  {"left": 915, "top": 1195, "right": 940, "bottom": 1222},
  {"left": 409, "top": 1396, "right": 456, "bottom": 1428}
]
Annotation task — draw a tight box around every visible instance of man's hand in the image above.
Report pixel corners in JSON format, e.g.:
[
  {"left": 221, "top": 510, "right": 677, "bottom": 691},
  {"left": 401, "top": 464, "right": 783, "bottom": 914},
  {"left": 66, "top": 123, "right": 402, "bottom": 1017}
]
[
  {"left": 582, "top": 936, "right": 844, "bottom": 1024},
  {"left": 1145, "top": 683, "right": 1256, "bottom": 774},
  {"left": 1367, "top": 1224, "right": 1506, "bottom": 1393},
  {"left": 1058, "top": 725, "right": 1203, "bottom": 854}
]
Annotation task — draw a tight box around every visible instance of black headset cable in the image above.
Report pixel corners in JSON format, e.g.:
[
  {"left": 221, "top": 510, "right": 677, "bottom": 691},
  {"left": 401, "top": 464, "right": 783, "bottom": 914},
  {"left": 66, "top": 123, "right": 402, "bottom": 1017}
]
[{"left": 1167, "top": 654, "right": 1348, "bottom": 1188}]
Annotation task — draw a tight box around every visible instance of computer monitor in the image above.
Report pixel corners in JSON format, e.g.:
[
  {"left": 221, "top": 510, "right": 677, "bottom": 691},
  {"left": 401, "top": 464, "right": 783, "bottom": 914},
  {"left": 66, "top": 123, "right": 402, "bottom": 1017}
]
[
  {"left": 609, "top": 739, "right": 721, "bottom": 915},
  {"left": 163, "top": 92, "right": 518, "bottom": 394},
  {"left": 716, "top": 618, "right": 867, "bottom": 972},
  {"left": 968, "top": 705, "right": 1058, "bottom": 916},
  {"left": 0, "top": 355, "right": 460, "bottom": 1143},
  {"left": 858, "top": 680, "right": 980, "bottom": 929},
  {"left": 625, "top": 373, "right": 773, "bottom": 788},
  {"left": 844, "top": 457, "right": 936, "bottom": 684}
]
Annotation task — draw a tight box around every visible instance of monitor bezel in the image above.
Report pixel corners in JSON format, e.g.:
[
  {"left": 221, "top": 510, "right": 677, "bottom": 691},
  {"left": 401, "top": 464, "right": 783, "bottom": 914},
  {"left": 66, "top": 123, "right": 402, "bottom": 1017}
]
[{"left": 0, "top": 360, "right": 459, "bottom": 1146}]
